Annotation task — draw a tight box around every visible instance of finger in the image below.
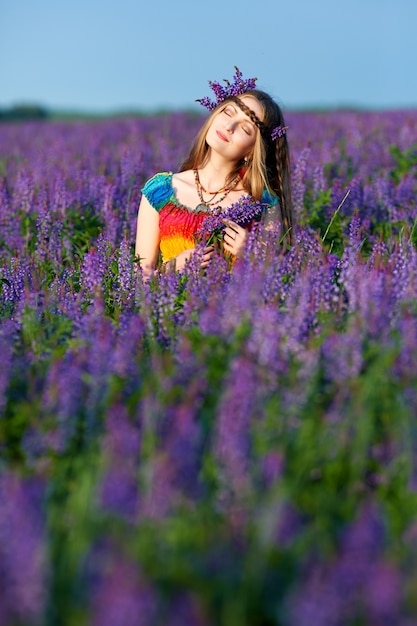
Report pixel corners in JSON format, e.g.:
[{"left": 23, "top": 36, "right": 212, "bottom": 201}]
[
  {"left": 201, "top": 250, "right": 214, "bottom": 263},
  {"left": 223, "top": 240, "right": 235, "bottom": 253},
  {"left": 225, "top": 231, "right": 238, "bottom": 242},
  {"left": 201, "top": 254, "right": 214, "bottom": 267},
  {"left": 223, "top": 218, "right": 238, "bottom": 227},
  {"left": 223, "top": 219, "right": 242, "bottom": 233}
]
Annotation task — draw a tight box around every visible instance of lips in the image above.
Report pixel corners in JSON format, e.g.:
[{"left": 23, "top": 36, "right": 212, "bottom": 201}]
[{"left": 216, "top": 130, "right": 229, "bottom": 142}]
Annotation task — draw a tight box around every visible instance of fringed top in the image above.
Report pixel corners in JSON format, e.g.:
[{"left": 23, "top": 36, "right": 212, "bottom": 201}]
[{"left": 141, "top": 172, "right": 278, "bottom": 263}]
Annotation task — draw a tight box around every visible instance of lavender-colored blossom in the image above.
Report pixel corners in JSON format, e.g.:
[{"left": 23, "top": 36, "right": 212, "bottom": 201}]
[
  {"left": 388, "top": 240, "right": 411, "bottom": 314},
  {"left": 179, "top": 244, "right": 230, "bottom": 331},
  {"left": 90, "top": 553, "right": 157, "bottom": 626},
  {"left": 312, "top": 164, "right": 326, "bottom": 196},
  {"left": 347, "top": 210, "right": 362, "bottom": 245},
  {"left": 375, "top": 175, "right": 399, "bottom": 221},
  {"left": 347, "top": 176, "right": 365, "bottom": 212},
  {"left": 321, "top": 327, "right": 363, "bottom": 383},
  {"left": 39, "top": 350, "right": 86, "bottom": 452},
  {"left": 0, "top": 474, "right": 46, "bottom": 624},
  {"left": 117, "top": 237, "right": 134, "bottom": 300},
  {"left": 1, "top": 258, "right": 26, "bottom": 307},
  {"left": 111, "top": 311, "right": 145, "bottom": 380},
  {"left": 287, "top": 504, "right": 401, "bottom": 626},
  {"left": 34, "top": 188, "right": 63, "bottom": 266},
  {"left": 197, "top": 66, "right": 257, "bottom": 111},
  {"left": 292, "top": 146, "right": 311, "bottom": 216},
  {"left": 195, "top": 195, "right": 266, "bottom": 244},
  {"left": 214, "top": 356, "right": 256, "bottom": 507},
  {"left": 100, "top": 403, "right": 141, "bottom": 520},
  {"left": 80, "top": 235, "right": 111, "bottom": 295},
  {"left": 271, "top": 124, "right": 288, "bottom": 141}
]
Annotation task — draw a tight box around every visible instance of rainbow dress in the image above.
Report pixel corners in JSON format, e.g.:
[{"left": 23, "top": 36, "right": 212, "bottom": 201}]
[{"left": 141, "top": 172, "right": 279, "bottom": 263}]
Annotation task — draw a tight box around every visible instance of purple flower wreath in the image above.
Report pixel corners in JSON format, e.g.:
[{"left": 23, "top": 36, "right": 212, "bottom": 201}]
[
  {"left": 196, "top": 66, "right": 257, "bottom": 112},
  {"left": 196, "top": 66, "right": 288, "bottom": 141}
]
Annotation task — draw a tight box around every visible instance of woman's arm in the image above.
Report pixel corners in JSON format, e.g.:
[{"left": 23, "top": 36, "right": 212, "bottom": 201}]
[{"left": 135, "top": 195, "right": 160, "bottom": 279}]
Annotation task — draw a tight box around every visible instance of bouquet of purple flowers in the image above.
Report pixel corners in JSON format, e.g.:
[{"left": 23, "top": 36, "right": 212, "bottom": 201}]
[{"left": 195, "top": 196, "right": 267, "bottom": 245}]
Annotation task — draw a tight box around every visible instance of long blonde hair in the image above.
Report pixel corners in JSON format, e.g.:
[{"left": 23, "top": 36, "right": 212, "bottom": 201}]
[{"left": 180, "top": 90, "right": 293, "bottom": 245}]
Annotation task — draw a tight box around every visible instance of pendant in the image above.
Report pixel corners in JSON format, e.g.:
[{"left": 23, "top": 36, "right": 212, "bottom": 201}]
[{"left": 195, "top": 203, "right": 210, "bottom": 213}]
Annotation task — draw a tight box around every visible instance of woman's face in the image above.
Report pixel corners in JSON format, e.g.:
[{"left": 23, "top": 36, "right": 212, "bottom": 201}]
[{"left": 205, "top": 95, "right": 264, "bottom": 163}]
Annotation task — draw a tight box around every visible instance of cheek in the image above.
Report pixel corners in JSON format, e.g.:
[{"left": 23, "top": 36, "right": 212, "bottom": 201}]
[{"left": 242, "top": 134, "right": 256, "bottom": 151}]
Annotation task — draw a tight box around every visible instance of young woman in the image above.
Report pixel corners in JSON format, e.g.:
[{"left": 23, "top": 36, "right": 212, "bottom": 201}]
[{"left": 135, "top": 68, "right": 292, "bottom": 279}]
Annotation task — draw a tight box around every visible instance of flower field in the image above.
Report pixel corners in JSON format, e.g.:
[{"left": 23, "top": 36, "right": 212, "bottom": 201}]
[{"left": 1, "top": 107, "right": 417, "bottom": 625}]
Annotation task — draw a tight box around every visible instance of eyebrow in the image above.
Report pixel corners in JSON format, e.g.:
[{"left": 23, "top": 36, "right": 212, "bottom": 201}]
[{"left": 225, "top": 103, "right": 256, "bottom": 128}]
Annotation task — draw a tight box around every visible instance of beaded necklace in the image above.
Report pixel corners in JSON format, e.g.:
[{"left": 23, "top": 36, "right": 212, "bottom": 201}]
[{"left": 194, "top": 169, "right": 240, "bottom": 209}]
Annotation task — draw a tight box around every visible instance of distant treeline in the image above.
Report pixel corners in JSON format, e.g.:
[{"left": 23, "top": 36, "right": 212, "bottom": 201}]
[{"left": 0, "top": 105, "right": 49, "bottom": 122}]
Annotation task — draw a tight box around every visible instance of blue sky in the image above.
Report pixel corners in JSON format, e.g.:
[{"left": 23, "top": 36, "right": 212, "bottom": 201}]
[{"left": 1, "top": 0, "right": 416, "bottom": 113}]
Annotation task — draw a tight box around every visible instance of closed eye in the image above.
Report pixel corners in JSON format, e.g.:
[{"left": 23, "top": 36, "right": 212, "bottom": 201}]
[
  {"left": 241, "top": 123, "right": 254, "bottom": 136},
  {"left": 223, "top": 104, "right": 255, "bottom": 134}
]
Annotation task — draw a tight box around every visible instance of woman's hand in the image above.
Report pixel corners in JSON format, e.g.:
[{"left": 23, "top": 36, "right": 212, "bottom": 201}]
[
  {"left": 222, "top": 219, "right": 248, "bottom": 258},
  {"left": 172, "top": 245, "right": 215, "bottom": 271}
]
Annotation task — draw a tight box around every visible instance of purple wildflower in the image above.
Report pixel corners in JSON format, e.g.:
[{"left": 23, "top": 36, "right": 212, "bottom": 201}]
[
  {"left": 312, "top": 165, "right": 326, "bottom": 196},
  {"left": 100, "top": 403, "right": 141, "bottom": 520},
  {"left": 321, "top": 328, "right": 363, "bottom": 383},
  {"left": 271, "top": 125, "right": 288, "bottom": 141},
  {"left": 90, "top": 552, "right": 157, "bottom": 626},
  {"left": 0, "top": 474, "right": 47, "bottom": 624},
  {"left": 196, "top": 66, "right": 257, "bottom": 111},
  {"left": 0, "top": 257, "right": 30, "bottom": 307},
  {"left": 292, "top": 146, "right": 311, "bottom": 216},
  {"left": 347, "top": 210, "right": 362, "bottom": 246},
  {"left": 39, "top": 350, "right": 86, "bottom": 453},
  {"left": 214, "top": 356, "right": 256, "bottom": 509},
  {"left": 287, "top": 503, "right": 401, "bottom": 626},
  {"left": 80, "top": 235, "right": 110, "bottom": 295},
  {"left": 117, "top": 237, "right": 134, "bottom": 301},
  {"left": 196, "top": 195, "right": 266, "bottom": 244}
]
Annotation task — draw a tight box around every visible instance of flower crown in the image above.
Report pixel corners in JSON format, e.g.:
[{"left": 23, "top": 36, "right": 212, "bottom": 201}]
[{"left": 196, "top": 66, "right": 288, "bottom": 142}]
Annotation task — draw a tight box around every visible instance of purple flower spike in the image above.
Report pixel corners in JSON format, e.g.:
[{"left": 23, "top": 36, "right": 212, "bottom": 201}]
[
  {"left": 271, "top": 125, "right": 288, "bottom": 141},
  {"left": 195, "top": 195, "right": 266, "bottom": 244},
  {"left": 196, "top": 66, "right": 257, "bottom": 110}
]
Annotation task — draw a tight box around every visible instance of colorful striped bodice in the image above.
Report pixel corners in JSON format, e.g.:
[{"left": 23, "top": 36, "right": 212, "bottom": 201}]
[{"left": 141, "top": 172, "right": 278, "bottom": 263}]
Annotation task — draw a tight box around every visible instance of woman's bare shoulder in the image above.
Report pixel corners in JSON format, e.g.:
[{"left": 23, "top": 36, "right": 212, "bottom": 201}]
[{"left": 172, "top": 170, "right": 194, "bottom": 186}]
